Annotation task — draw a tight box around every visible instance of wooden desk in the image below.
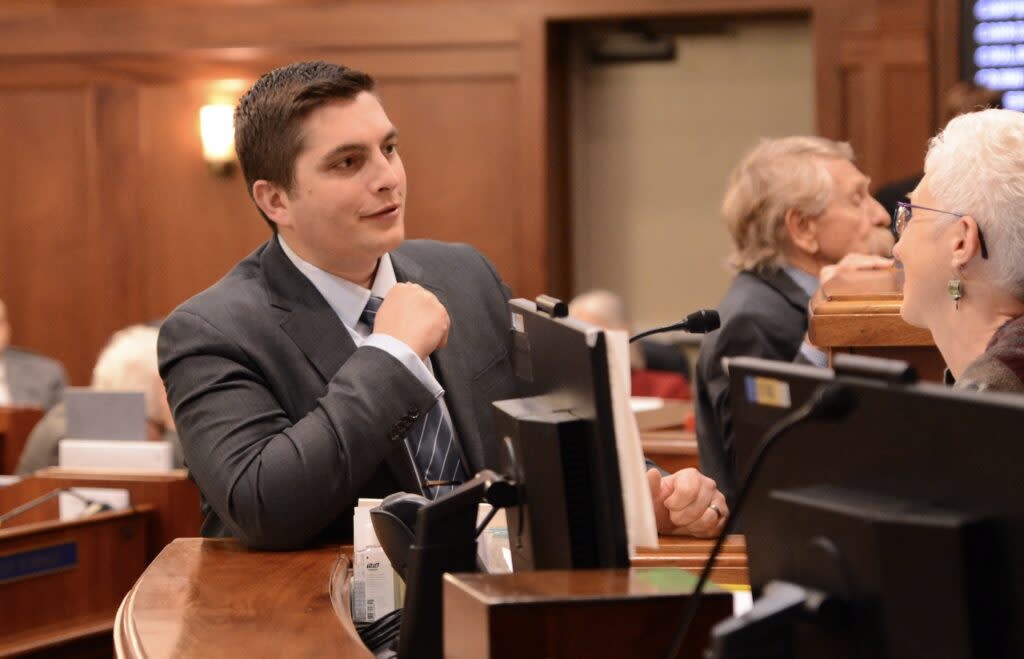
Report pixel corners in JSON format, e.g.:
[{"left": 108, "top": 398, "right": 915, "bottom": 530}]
[
  {"left": 636, "top": 399, "right": 701, "bottom": 474},
  {"left": 116, "top": 536, "right": 747, "bottom": 658},
  {"left": 641, "top": 428, "right": 700, "bottom": 474},
  {"left": 117, "top": 538, "right": 371, "bottom": 659},
  {"left": 808, "top": 292, "right": 946, "bottom": 382},
  {"left": 1, "top": 507, "right": 151, "bottom": 657},
  {"left": 31, "top": 467, "right": 202, "bottom": 561},
  {"left": 0, "top": 405, "right": 44, "bottom": 473},
  {"left": 0, "top": 469, "right": 202, "bottom": 656}
]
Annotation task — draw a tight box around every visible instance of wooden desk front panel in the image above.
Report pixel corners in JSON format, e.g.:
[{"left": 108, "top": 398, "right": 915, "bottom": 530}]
[
  {"left": 33, "top": 468, "right": 203, "bottom": 560},
  {"left": 0, "top": 509, "right": 150, "bottom": 656},
  {"left": 0, "top": 406, "right": 44, "bottom": 474},
  {"left": 444, "top": 567, "right": 733, "bottom": 659}
]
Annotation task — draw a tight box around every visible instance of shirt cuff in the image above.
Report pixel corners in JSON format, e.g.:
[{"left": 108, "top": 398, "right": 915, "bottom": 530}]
[
  {"left": 364, "top": 334, "right": 445, "bottom": 399},
  {"left": 799, "top": 341, "right": 830, "bottom": 368}
]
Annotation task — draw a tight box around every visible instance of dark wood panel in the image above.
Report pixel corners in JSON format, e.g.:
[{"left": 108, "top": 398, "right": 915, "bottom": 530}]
[
  {"left": 0, "top": 508, "right": 150, "bottom": 656},
  {"left": 0, "top": 4, "right": 520, "bottom": 56},
  {"left": 0, "top": 88, "right": 135, "bottom": 384},
  {"left": 383, "top": 77, "right": 526, "bottom": 295},
  {"left": 0, "top": 406, "right": 44, "bottom": 474},
  {"left": 136, "top": 83, "right": 266, "bottom": 320}
]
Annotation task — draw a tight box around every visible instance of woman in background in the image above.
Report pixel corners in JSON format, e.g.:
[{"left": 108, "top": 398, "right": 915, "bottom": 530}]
[{"left": 15, "top": 324, "right": 182, "bottom": 473}]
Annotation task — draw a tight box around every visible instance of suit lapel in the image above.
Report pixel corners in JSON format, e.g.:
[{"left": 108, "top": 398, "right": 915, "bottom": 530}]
[
  {"left": 754, "top": 268, "right": 811, "bottom": 315},
  {"left": 261, "top": 238, "right": 357, "bottom": 382},
  {"left": 262, "top": 239, "right": 424, "bottom": 495},
  {"left": 391, "top": 250, "right": 483, "bottom": 474}
]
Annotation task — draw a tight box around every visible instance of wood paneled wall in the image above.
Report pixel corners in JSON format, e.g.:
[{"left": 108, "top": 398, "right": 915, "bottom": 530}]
[{"left": 0, "top": 0, "right": 956, "bottom": 383}]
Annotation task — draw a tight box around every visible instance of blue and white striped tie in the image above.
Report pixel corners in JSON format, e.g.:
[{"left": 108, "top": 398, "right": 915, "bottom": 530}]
[{"left": 361, "top": 296, "right": 466, "bottom": 498}]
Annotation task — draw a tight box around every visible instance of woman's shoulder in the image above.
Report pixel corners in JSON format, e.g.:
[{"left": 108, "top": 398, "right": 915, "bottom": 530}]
[{"left": 955, "top": 351, "right": 1024, "bottom": 394}]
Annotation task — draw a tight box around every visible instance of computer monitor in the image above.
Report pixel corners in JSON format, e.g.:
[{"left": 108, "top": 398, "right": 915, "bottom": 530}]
[
  {"left": 716, "top": 356, "right": 1024, "bottom": 658},
  {"left": 492, "top": 297, "right": 629, "bottom": 570}
]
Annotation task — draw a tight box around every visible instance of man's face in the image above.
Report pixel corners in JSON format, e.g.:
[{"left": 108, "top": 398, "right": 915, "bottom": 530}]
[
  {"left": 813, "top": 158, "right": 893, "bottom": 262},
  {"left": 272, "top": 92, "right": 406, "bottom": 277}
]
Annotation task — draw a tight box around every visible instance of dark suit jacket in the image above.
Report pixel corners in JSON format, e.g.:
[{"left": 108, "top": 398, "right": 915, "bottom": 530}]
[
  {"left": 158, "top": 238, "right": 515, "bottom": 549},
  {"left": 694, "top": 268, "right": 809, "bottom": 507},
  {"left": 2, "top": 347, "right": 67, "bottom": 411}
]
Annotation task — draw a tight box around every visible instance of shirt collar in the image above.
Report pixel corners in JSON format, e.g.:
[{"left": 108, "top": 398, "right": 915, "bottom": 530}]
[
  {"left": 782, "top": 265, "right": 820, "bottom": 298},
  {"left": 277, "top": 235, "right": 397, "bottom": 329}
]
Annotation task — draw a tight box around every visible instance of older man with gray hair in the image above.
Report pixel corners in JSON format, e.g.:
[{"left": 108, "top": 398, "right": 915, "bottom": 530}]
[
  {"left": 695, "top": 136, "right": 892, "bottom": 508},
  {"left": 0, "top": 298, "right": 67, "bottom": 411}
]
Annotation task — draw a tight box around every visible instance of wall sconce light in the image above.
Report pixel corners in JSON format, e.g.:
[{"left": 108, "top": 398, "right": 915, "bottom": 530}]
[{"left": 199, "top": 103, "right": 236, "bottom": 176}]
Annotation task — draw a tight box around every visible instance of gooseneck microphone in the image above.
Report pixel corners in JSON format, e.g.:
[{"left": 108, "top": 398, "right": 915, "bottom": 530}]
[
  {"left": 0, "top": 488, "right": 113, "bottom": 528},
  {"left": 629, "top": 309, "right": 721, "bottom": 343}
]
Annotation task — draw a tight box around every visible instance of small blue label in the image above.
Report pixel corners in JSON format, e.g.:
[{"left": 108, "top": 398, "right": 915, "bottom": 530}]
[{"left": 0, "top": 542, "right": 78, "bottom": 584}]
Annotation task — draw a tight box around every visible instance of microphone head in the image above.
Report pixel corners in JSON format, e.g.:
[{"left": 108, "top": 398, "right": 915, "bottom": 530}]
[{"left": 682, "top": 309, "right": 721, "bottom": 334}]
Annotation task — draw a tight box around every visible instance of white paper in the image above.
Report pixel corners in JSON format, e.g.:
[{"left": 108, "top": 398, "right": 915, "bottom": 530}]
[
  {"left": 58, "top": 486, "right": 130, "bottom": 521},
  {"left": 604, "top": 329, "right": 659, "bottom": 554}
]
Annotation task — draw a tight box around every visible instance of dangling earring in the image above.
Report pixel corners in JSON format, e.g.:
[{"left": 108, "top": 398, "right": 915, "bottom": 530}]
[{"left": 948, "top": 276, "right": 964, "bottom": 310}]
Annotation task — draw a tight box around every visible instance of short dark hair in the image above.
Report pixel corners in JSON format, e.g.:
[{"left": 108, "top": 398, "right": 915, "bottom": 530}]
[{"left": 234, "top": 61, "right": 376, "bottom": 231}]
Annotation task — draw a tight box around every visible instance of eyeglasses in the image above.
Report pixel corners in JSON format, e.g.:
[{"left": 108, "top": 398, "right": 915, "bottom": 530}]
[{"left": 892, "top": 201, "right": 989, "bottom": 259}]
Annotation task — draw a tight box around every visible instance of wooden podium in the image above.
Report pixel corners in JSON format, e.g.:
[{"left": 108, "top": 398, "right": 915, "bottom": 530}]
[
  {"left": 807, "top": 270, "right": 945, "bottom": 381},
  {"left": 117, "top": 536, "right": 747, "bottom": 658},
  {"left": 0, "top": 469, "right": 202, "bottom": 656},
  {"left": 0, "top": 508, "right": 151, "bottom": 657}
]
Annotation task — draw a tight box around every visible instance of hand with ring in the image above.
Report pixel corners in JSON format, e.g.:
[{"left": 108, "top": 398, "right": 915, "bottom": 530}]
[{"left": 647, "top": 467, "right": 729, "bottom": 538}]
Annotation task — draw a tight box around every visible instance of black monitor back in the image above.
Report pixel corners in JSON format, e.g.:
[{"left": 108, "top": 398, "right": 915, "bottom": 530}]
[
  {"left": 493, "top": 298, "right": 628, "bottom": 571},
  {"left": 727, "top": 356, "right": 1024, "bottom": 658}
]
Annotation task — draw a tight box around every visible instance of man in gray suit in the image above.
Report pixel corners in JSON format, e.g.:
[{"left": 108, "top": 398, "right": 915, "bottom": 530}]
[
  {"left": 161, "top": 62, "right": 727, "bottom": 550},
  {"left": 0, "top": 298, "right": 67, "bottom": 411},
  {"left": 696, "top": 137, "right": 893, "bottom": 509}
]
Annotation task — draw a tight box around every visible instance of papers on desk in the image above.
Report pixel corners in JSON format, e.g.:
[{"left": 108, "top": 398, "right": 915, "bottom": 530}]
[
  {"left": 58, "top": 486, "right": 130, "bottom": 521},
  {"left": 604, "top": 329, "right": 660, "bottom": 554}
]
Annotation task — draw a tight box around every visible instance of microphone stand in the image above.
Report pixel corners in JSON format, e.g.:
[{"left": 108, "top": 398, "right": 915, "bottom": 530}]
[{"left": 0, "top": 488, "right": 113, "bottom": 528}]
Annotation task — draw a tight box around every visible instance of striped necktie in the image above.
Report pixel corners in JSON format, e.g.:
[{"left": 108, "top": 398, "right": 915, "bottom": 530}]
[{"left": 360, "top": 296, "right": 466, "bottom": 497}]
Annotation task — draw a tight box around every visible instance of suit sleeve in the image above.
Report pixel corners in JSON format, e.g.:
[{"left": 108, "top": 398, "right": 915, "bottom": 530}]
[
  {"left": 159, "top": 310, "right": 438, "bottom": 550},
  {"left": 698, "top": 313, "right": 794, "bottom": 506}
]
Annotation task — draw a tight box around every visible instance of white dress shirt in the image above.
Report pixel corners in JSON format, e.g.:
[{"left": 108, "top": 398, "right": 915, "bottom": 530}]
[{"left": 277, "top": 236, "right": 445, "bottom": 400}]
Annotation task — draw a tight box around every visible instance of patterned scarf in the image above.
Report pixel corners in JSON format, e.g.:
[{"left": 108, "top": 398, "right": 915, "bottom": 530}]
[{"left": 984, "top": 314, "right": 1024, "bottom": 386}]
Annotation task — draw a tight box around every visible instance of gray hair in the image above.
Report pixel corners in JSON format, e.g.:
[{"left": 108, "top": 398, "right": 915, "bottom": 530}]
[
  {"left": 568, "top": 290, "right": 629, "bottom": 329},
  {"left": 925, "top": 109, "right": 1024, "bottom": 295},
  {"left": 91, "top": 325, "right": 165, "bottom": 421},
  {"left": 722, "top": 136, "right": 855, "bottom": 272}
]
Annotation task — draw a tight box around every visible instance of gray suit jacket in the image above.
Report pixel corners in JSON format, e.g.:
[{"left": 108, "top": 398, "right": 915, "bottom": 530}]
[
  {"left": 2, "top": 347, "right": 67, "bottom": 411},
  {"left": 694, "top": 269, "right": 810, "bottom": 508},
  {"left": 158, "top": 238, "right": 515, "bottom": 549}
]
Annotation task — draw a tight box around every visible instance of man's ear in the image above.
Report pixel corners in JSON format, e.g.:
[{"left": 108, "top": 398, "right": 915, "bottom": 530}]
[
  {"left": 252, "top": 180, "right": 293, "bottom": 230},
  {"left": 784, "top": 207, "right": 819, "bottom": 255}
]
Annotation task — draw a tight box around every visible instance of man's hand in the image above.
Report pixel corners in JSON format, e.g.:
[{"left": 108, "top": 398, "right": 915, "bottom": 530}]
[
  {"left": 373, "top": 283, "right": 450, "bottom": 359},
  {"left": 819, "top": 253, "right": 895, "bottom": 290},
  {"left": 647, "top": 467, "right": 728, "bottom": 538}
]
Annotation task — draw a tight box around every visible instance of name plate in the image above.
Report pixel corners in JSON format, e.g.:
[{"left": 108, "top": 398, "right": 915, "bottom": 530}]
[{"left": 0, "top": 542, "right": 78, "bottom": 585}]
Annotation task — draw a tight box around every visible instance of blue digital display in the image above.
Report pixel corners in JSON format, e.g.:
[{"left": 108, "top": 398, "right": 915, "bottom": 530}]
[{"left": 963, "top": 1, "right": 1024, "bottom": 110}]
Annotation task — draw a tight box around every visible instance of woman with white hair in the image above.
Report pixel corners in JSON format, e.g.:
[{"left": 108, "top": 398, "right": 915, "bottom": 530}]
[
  {"left": 893, "top": 108, "right": 1024, "bottom": 392},
  {"left": 15, "top": 324, "right": 182, "bottom": 473}
]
